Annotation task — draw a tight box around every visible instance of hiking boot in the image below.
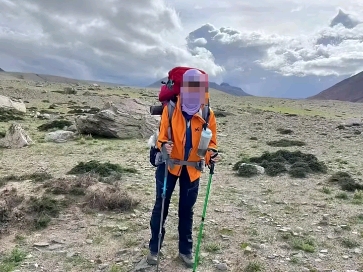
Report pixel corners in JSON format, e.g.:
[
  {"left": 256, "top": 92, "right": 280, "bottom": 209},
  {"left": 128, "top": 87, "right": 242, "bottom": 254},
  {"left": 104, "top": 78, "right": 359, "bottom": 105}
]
[
  {"left": 146, "top": 251, "right": 163, "bottom": 265},
  {"left": 178, "top": 253, "right": 194, "bottom": 268}
]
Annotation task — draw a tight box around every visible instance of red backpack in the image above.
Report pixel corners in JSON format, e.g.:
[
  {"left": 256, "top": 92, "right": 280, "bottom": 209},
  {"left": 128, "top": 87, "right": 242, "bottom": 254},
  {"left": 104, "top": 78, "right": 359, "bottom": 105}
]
[{"left": 158, "top": 66, "right": 207, "bottom": 102}]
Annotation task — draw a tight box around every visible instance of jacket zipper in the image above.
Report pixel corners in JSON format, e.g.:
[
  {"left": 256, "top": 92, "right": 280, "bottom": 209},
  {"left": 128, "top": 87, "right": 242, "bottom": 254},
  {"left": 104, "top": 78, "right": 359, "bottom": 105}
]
[{"left": 177, "top": 117, "right": 186, "bottom": 176}]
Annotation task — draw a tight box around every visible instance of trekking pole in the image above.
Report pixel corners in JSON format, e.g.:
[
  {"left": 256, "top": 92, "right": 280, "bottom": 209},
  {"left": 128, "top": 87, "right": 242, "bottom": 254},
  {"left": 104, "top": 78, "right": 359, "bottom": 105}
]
[
  {"left": 193, "top": 151, "right": 216, "bottom": 272},
  {"left": 156, "top": 141, "right": 172, "bottom": 272}
]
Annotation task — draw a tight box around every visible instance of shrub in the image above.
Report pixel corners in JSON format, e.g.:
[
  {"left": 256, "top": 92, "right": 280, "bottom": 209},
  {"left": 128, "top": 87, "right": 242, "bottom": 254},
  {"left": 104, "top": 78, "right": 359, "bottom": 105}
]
[
  {"left": 37, "top": 120, "right": 73, "bottom": 131},
  {"left": 0, "top": 108, "right": 24, "bottom": 122},
  {"left": 67, "top": 160, "right": 138, "bottom": 182},
  {"left": 328, "top": 172, "right": 363, "bottom": 192},
  {"left": 237, "top": 164, "right": 258, "bottom": 177},
  {"left": 267, "top": 139, "right": 306, "bottom": 147},
  {"left": 233, "top": 150, "right": 327, "bottom": 178},
  {"left": 28, "top": 195, "right": 68, "bottom": 229},
  {"left": 263, "top": 161, "right": 287, "bottom": 176},
  {"left": 84, "top": 186, "right": 139, "bottom": 212}
]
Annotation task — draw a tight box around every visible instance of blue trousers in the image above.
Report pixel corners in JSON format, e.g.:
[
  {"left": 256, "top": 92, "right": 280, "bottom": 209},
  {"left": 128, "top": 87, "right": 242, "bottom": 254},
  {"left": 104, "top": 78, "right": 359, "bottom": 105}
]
[{"left": 148, "top": 163, "right": 200, "bottom": 255}]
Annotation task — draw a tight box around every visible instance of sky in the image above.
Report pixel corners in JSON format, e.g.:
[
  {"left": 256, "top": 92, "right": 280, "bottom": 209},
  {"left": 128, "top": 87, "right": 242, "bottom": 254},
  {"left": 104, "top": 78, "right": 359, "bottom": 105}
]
[{"left": 1, "top": 0, "right": 363, "bottom": 97}]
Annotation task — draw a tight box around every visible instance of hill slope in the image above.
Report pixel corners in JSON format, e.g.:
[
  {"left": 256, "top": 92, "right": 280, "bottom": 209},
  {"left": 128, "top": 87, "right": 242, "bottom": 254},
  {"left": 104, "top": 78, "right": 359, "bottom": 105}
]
[
  {"left": 0, "top": 71, "right": 124, "bottom": 87},
  {"left": 148, "top": 78, "right": 252, "bottom": 96},
  {"left": 308, "top": 71, "right": 363, "bottom": 102}
]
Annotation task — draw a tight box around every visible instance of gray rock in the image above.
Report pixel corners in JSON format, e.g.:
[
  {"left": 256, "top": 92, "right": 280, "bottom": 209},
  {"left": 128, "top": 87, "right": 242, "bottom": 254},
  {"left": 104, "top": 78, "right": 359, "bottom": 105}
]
[
  {"left": 0, "top": 94, "right": 26, "bottom": 113},
  {"left": 216, "top": 263, "right": 228, "bottom": 270},
  {"left": 133, "top": 258, "right": 151, "bottom": 271},
  {"left": 0, "top": 123, "right": 33, "bottom": 148},
  {"left": 44, "top": 130, "right": 75, "bottom": 143},
  {"left": 75, "top": 99, "right": 158, "bottom": 139}
]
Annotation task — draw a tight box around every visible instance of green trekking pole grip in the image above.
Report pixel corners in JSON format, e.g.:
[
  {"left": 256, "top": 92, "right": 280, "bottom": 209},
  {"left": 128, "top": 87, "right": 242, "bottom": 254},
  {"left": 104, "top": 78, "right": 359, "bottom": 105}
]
[{"left": 193, "top": 161, "right": 215, "bottom": 272}]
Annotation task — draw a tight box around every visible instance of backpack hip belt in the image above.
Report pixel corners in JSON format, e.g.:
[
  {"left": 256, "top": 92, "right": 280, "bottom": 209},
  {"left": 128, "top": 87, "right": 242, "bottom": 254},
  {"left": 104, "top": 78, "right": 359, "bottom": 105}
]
[{"left": 168, "top": 158, "right": 205, "bottom": 172}]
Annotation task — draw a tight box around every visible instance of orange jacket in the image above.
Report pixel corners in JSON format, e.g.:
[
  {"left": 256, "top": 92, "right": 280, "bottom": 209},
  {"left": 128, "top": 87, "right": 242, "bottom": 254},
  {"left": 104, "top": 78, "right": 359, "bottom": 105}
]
[{"left": 156, "top": 97, "right": 218, "bottom": 182}]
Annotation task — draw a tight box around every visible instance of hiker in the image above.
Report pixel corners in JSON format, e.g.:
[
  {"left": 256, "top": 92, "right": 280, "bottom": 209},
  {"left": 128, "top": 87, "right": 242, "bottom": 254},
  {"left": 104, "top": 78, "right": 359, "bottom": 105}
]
[{"left": 146, "top": 68, "right": 220, "bottom": 268}]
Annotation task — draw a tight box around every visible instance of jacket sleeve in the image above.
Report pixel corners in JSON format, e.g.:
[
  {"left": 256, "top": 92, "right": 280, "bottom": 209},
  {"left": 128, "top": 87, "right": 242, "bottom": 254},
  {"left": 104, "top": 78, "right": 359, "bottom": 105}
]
[
  {"left": 156, "top": 105, "right": 170, "bottom": 150},
  {"left": 205, "top": 109, "right": 218, "bottom": 164}
]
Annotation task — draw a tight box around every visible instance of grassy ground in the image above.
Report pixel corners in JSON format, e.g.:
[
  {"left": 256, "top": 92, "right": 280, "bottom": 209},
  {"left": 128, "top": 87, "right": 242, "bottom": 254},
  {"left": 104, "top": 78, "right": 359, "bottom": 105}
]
[{"left": 0, "top": 77, "right": 363, "bottom": 272}]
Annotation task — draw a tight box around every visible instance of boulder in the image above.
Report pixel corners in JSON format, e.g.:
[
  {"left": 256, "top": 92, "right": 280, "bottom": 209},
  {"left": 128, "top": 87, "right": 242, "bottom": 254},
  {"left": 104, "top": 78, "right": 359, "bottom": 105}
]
[
  {"left": 0, "top": 95, "right": 26, "bottom": 113},
  {"left": 75, "top": 99, "right": 158, "bottom": 139},
  {"left": 44, "top": 130, "right": 76, "bottom": 143},
  {"left": 0, "top": 123, "right": 33, "bottom": 148}
]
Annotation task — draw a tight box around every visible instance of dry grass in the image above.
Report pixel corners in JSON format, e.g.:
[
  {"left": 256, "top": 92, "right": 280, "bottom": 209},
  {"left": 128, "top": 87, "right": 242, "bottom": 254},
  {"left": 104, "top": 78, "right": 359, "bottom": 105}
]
[{"left": 0, "top": 76, "right": 363, "bottom": 271}]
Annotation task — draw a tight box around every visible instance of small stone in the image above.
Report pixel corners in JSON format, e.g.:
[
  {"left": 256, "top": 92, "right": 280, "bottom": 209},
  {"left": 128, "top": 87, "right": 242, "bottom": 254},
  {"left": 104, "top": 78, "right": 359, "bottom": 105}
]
[
  {"left": 99, "top": 264, "right": 109, "bottom": 270},
  {"left": 342, "top": 255, "right": 349, "bottom": 259},
  {"left": 67, "top": 252, "right": 76, "bottom": 258},
  {"left": 117, "top": 249, "right": 128, "bottom": 255},
  {"left": 86, "top": 239, "right": 93, "bottom": 244},
  {"left": 244, "top": 246, "right": 252, "bottom": 253},
  {"left": 118, "top": 226, "right": 129, "bottom": 231},
  {"left": 216, "top": 263, "right": 228, "bottom": 271},
  {"left": 320, "top": 249, "right": 328, "bottom": 253},
  {"left": 33, "top": 242, "right": 49, "bottom": 247}
]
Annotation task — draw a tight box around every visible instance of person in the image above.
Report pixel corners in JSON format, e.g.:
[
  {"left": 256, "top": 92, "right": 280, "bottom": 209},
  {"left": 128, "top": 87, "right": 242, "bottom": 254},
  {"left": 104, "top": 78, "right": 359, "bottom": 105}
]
[{"left": 146, "top": 69, "right": 220, "bottom": 268}]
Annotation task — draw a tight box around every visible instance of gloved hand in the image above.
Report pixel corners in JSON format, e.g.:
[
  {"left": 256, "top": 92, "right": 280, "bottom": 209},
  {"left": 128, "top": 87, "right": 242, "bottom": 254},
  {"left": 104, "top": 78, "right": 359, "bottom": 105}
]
[
  {"left": 162, "top": 141, "right": 173, "bottom": 155},
  {"left": 209, "top": 149, "right": 220, "bottom": 163}
]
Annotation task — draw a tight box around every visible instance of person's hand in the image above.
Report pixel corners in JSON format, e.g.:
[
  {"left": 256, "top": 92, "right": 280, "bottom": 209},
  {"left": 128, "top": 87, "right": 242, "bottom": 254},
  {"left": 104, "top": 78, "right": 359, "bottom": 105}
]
[
  {"left": 164, "top": 142, "right": 173, "bottom": 155},
  {"left": 209, "top": 150, "right": 220, "bottom": 163}
]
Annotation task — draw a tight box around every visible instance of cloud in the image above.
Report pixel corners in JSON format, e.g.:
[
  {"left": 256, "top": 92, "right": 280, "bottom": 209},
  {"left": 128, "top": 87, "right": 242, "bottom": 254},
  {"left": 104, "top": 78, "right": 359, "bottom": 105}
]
[
  {"left": 0, "top": 0, "right": 224, "bottom": 85},
  {"left": 185, "top": 10, "right": 363, "bottom": 96},
  {"left": 1, "top": 0, "right": 363, "bottom": 98}
]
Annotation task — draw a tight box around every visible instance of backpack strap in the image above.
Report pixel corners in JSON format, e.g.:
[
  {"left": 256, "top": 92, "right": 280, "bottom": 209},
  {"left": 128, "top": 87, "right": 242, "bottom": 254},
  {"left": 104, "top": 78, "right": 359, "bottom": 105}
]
[
  {"left": 202, "top": 103, "right": 211, "bottom": 130},
  {"left": 167, "top": 100, "right": 175, "bottom": 141}
]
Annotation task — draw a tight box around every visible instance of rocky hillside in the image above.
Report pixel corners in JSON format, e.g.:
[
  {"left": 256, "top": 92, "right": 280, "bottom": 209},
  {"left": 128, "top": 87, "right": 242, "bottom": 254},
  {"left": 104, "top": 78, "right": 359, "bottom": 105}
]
[
  {"left": 148, "top": 78, "right": 252, "bottom": 96},
  {"left": 0, "top": 70, "right": 123, "bottom": 87},
  {"left": 308, "top": 70, "right": 363, "bottom": 102}
]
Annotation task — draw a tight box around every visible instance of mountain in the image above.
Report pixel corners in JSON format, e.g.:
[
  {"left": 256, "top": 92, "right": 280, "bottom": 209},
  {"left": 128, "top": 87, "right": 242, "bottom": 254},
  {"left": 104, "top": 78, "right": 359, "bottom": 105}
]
[
  {"left": 0, "top": 68, "right": 4, "bottom": 72},
  {"left": 307, "top": 71, "right": 363, "bottom": 102},
  {"left": 208, "top": 82, "right": 252, "bottom": 96},
  {"left": 147, "top": 78, "right": 252, "bottom": 96},
  {"left": 330, "top": 9, "right": 361, "bottom": 29}
]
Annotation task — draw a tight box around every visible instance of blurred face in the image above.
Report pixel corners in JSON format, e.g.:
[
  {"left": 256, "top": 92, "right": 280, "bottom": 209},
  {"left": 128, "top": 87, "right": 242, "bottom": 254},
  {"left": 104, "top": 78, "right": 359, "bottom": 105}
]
[{"left": 180, "top": 74, "right": 208, "bottom": 105}]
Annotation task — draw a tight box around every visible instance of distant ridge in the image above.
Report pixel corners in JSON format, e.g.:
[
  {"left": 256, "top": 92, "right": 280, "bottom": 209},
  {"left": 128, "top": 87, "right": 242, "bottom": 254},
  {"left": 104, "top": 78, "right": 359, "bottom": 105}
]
[
  {"left": 307, "top": 70, "right": 363, "bottom": 102},
  {"left": 147, "top": 78, "right": 252, "bottom": 96},
  {"left": 0, "top": 70, "right": 124, "bottom": 87}
]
